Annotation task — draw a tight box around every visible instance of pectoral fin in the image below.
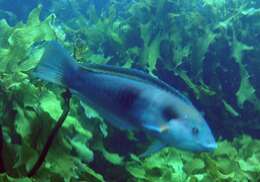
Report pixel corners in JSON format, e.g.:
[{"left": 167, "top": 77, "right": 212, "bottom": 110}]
[
  {"left": 142, "top": 123, "right": 169, "bottom": 133},
  {"left": 139, "top": 140, "right": 166, "bottom": 158}
]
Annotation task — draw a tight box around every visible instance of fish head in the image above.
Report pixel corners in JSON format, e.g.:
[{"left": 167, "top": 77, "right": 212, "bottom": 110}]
[{"left": 164, "top": 118, "right": 217, "bottom": 152}]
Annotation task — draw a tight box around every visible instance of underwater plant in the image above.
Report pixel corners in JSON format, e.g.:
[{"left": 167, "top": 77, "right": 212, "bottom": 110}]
[
  {"left": 126, "top": 135, "right": 260, "bottom": 182},
  {"left": 0, "top": 5, "right": 104, "bottom": 181}
]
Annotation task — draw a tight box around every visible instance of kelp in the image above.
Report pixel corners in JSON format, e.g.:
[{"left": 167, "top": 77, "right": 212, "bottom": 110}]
[
  {"left": 126, "top": 0, "right": 260, "bottom": 135},
  {"left": 126, "top": 135, "right": 260, "bottom": 182},
  {"left": 63, "top": 0, "right": 260, "bottom": 180},
  {"left": 0, "top": 5, "right": 104, "bottom": 181},
  {"left": 0, "top": 5, "right": 56, "bottom": 72}
]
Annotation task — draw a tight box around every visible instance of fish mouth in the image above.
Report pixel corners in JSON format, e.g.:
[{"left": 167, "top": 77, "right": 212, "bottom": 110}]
[
  {"left": 179, "top": 141, "right": 217, "bottom": 152},
  {"left": 193, "top": 141, "right": 217, "bottom": 152}
]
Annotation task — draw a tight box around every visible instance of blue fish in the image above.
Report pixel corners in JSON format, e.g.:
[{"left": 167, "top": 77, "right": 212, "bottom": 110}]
[{"left": 33, "top": 41, "right": 217, "bottom": 156}]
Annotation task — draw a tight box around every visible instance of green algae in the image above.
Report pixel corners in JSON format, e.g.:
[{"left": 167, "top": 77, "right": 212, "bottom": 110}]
[
  {"left": 0, "top": 6, "right": 103, "bottom": 181},
  {"left": 0, "top": 5, "right": 58, "bottom": 73},
  {"left": 126, "top": 135, "right": 260, "bottom": 182}
]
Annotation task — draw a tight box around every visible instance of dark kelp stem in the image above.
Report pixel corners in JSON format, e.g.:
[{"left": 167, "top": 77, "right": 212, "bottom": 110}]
[
  {"left": 27, "top": 89, "right": 71, "bottom": 177},
  {"left": 0, "top": 125, "right": 5, "bottom": 173},
  {"left": 0, "top": 85, "right": 6, "bottom": 173}
]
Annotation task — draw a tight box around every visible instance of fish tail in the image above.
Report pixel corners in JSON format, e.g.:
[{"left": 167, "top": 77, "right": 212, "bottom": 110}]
[{"left": 33, "top": 41, "right": 79, "bottom": 86}]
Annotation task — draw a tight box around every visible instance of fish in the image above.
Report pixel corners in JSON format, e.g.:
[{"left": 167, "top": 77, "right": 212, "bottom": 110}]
[{"left": 33, "top": 41, "right": 217, "bottom": 157}]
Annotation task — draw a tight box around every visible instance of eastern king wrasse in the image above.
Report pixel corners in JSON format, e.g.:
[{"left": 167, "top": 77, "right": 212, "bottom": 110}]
[{"left": 33, "top": 41, "right": 217, "bottom": 156}]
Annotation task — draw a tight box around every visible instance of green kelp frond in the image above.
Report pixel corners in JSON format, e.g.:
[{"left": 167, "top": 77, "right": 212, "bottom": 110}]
[
  {"left": 0, "top": 5, "right": 64, "bottom": 73},
  {"left": 127, "top": 0, "right": 260, "bottom": 135},
  {"left": 126, "top": 135, "right": 260, "bottom": 182},
  {"left": 63, "top": 0, "right": 260, "bottom": 133},
  {"left": 0, "top": 5, "right": 104, "bottom": 181},
  {"left": 0, "top": 73, "right": 101, "bottom": 180}
]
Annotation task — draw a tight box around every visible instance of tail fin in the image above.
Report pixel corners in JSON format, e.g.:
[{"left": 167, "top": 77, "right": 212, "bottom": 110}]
[{"left": 33, "top": 41, "right": 78, "bottom": 86}]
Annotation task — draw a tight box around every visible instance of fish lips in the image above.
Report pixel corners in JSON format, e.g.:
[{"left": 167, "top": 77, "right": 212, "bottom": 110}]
[{"left": 195, "top": 140, "right": 218, "bottom": 152}]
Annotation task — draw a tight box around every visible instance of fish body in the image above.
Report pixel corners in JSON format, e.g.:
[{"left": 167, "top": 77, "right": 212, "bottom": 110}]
[{"left": 34, "top": 41, "right": 217, "bottom": 156}]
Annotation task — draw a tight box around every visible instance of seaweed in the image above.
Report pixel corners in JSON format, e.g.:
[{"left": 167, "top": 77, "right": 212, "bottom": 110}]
[
  {"left": 126, "top": 135, "right": 260, "bottom": 182},
  {"left": 0, "top": 5, "right": 104, "bottom": 181}
]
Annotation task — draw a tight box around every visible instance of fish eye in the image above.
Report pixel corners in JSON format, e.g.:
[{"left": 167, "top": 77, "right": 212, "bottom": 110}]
[
  {"left": 162, "top": 106, "right": 178, "bottom": 121},
  {"left": 192, "top": 127, "right": 199, "bottom": 135}
]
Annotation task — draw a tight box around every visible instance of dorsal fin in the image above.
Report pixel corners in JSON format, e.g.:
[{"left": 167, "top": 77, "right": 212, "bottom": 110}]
[{"left": 80, "top": 63, "right": 192, "bottom": 105}]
